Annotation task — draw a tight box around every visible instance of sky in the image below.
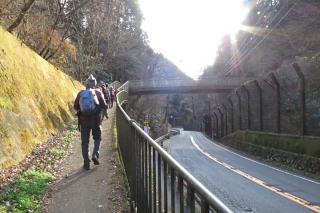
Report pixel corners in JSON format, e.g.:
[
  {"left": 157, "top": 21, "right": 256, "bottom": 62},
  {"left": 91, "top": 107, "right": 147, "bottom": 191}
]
[{"left": 138, "top": 0, "right": 249, "bottom": 79}]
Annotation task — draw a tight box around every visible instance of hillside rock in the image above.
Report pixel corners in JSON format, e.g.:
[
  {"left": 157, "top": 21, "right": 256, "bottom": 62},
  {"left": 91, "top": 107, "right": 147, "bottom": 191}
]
[{"left": 0, "top": 27, "right": 83, "bottom": 169}]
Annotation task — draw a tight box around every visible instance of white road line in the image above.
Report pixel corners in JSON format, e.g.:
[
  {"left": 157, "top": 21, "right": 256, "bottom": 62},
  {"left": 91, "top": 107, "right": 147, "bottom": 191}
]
[
  {"left": 192, "top": 133, "right": 320, "bottom": 185},
  {"left": 190, "top": 135, "right": 320, "bottom": 213}
]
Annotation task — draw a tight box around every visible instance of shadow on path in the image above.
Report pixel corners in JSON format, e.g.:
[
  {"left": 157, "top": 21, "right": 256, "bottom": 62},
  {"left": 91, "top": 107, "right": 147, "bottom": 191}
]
[{"left": 44, "top": 107, "right": 129, "bottom": 213}]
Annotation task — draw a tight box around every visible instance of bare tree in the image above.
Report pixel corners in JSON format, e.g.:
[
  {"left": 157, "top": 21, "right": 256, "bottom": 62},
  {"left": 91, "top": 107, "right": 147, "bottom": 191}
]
[{"left": 7, "top": 0, "right": 36, "bottom": 33}]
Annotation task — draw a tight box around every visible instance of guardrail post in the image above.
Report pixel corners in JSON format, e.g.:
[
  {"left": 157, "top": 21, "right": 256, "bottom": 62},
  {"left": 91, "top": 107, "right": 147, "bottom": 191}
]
[
  {"left": 254, "top": 80, "right": 263, "bottom": 131},
  {"left": 164, "top": 161, "right": 168, "bottom": 212},
  {"left": 211, "top": 115, "right": 214, "bottom": 139},
  {"left": 222, "top": 104, "right": 228, "bottom": 135},
  {"left": 270, "top": 73, "right": 281, "bottom": 133},
  {"left": 187, "top": 185, "right": 195, "bottom": 213},
  {"left": 158, "top": 153, "right": 162, "bottom": 213},
  {"left": 236, "top": 90, "right": 242, "bottom": 130},
  {"left": 242, "top": 85, "right": 251, "bottom": 130},
  {"left": 138, "top": 135, "right": 142, "bottom": 211},
  {"left": 143, "top": 139, "right": 148, "bottom": 212},
  {"left": 152, "top": 147, "right": 156, "bottom": 213},
  {"left": 212, "top": 114, "right": 216, "bottom": 138},
  {"left": 218, "top": 108, "right": 224, "bottom": 137},
  {"left": 201, "top": 199, "right": 209, "bottom": 213},
  {"left": 133, "top": 129, "right": 138, "bottom": 209},
  {"left": 178, "top": 176, "right": 184, "bottom": 213},
  {"left": 292, "top": 63, "right": 306, "bottom": 136},
  {"left": 213, "top": 112, "right": 219, "bottom": 138},
  {"left": 171, "top": 167, "right": 175, "bottom": 213},
  {"left": 203, "top": 114, "right": 212, "bottom": 138},
  {"left": 228, "top": 97, "right": 234, "bottom": 133},
  {"left": 148, "top": 144, "right": 152, "bottom": 212}
]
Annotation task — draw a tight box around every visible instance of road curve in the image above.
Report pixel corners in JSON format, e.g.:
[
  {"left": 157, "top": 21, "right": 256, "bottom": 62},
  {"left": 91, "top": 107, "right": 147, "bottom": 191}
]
[{"left": 166, "top": 131, "right": 320, "bottom": 213}]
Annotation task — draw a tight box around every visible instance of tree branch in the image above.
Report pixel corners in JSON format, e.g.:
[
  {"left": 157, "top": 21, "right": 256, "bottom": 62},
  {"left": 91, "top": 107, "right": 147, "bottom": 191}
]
[{"left": 7, "top": 0, "right": 36, "bottom": 33}]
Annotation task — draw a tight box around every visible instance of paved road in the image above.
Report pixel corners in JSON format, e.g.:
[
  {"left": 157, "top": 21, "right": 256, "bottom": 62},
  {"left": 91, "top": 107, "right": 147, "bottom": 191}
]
[{"left": 166, "top": 131, "right": 320, "bottom": 213}]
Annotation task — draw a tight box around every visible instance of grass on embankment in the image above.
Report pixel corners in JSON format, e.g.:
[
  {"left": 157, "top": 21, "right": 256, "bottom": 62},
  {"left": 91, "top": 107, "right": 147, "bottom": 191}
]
[
  {"left": 0, "top": 123, "right": 78, "bottom": 213},
  {"left": 0, "top": 27, "right": 83, "bottom": 169},
  {"left": 0, "top": 170, "right": 54, "bottom": 213},
  {"left": 221, "top": 130, "right": 320, "bottom": 158}
]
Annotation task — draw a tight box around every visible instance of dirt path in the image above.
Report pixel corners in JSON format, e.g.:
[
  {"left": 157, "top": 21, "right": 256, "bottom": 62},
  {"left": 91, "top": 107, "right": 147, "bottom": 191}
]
[{"left": 43, "top": 107, "right": 129, "bottom": 213}]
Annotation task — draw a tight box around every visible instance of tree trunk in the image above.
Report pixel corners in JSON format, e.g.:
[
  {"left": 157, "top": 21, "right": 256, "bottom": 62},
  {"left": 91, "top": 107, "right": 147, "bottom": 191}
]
[{"left": 7, "top": 0, "right": 36, "bottom": 33}]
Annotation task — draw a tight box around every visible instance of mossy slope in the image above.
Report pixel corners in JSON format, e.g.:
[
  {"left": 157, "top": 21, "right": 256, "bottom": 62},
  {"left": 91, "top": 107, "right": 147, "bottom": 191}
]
[{"left": 0, "top": 27, "right": 83, "bottom": 169}]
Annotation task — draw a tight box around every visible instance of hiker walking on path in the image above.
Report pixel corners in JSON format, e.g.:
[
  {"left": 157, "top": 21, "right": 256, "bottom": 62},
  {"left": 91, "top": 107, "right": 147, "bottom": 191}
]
[
  {"left": 104, "top": 84, "right": 111, "bottom": 111},
  {"left": 109, "top": 85, "right": 115, "bottom": 108},
  {"left": 100, "top": 85, "right": 109, "bottom": 120},
  {"left": 74, "top": 74, "right": 107, "bottom": 170}
]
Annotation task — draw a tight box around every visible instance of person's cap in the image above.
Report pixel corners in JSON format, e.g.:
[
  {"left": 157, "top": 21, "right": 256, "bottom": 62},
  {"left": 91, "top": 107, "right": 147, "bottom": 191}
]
[{"left": 86, "top": 74, "right": 97, "bottom": 87}]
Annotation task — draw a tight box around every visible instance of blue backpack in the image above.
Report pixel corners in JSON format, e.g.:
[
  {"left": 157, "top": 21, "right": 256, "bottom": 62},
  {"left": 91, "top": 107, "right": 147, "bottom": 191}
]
[{"left": 79, "top": 89, "right": 99, "bottom": 115}]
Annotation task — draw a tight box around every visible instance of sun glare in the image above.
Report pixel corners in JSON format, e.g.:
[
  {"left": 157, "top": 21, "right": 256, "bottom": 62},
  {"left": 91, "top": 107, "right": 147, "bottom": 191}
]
[{"left": 138, "top": 0, "right": 248, "bottom": 79}]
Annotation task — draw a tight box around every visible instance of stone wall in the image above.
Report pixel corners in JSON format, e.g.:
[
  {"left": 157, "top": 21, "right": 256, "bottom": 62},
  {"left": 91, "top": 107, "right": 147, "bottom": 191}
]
[{"left": 220, "top": 130, "right": 320, "bottom": 174}]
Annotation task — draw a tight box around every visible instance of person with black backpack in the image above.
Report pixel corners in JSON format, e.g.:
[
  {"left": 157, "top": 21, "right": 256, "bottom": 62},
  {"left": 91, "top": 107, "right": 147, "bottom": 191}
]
[{"left": 74, "top": 74, "right": 107, "bottom": 170}]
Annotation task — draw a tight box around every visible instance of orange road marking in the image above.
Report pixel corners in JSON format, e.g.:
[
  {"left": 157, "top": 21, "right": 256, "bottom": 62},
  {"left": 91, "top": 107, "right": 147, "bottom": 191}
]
[{"left": 190, "top": 136, "right": 320, "bottom": 213}]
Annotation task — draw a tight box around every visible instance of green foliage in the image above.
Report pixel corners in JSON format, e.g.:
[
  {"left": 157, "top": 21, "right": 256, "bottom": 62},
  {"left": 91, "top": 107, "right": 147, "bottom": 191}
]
[
  {"left": 0, "top": 205, "right": 7, "bottom": 212},
  {"left": 292, "top": 139, "right": 306, "bottom": 154},
  {"left": 60, "top": 134, "right": 75, "bottom": 149},
  {"left": 168, "top": 95, "right": 183, "bottom": 108},
  {"left": 248, "top": 132, "right": 259, "bottom": 143},
  {"left": 167, "top": 95, "right": 194, "bottom": 126},
  {"left": 48, "top": 148, "right": 66, "bottom": 158},
  {"left": 58, "top": 54, "right": 65, "bottom": 64},
  {"left": 309, "top": 145, "right": 320, "bottom": 157},
  {"left": 0, "top": 170, "right": 54, "bottom": 212},
  {"left": 295, "top": 55, "right": 320, "bottom": 67},
  {"left": 69, "top": 124, "right": 78, "bottom": 133}
]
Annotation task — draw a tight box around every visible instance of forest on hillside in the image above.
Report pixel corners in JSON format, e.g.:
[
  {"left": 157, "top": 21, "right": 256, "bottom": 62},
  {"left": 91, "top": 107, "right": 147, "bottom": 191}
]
[
  {"left": 131, "top": 0, "right": 320, "bottom": 137},
  {"left": 0, "top": 0, "right": 189, "bottom": 138},
  {"left": 196, "top": 0, "right": 320, "bottom": 136},
  {"left": 137, "top": 0, "right": 320, "bottom": 137},
  {"left": 202, "top": 0, "right": 320, "bottom": 78},
  {"left": 0, "top": 0, "right": 185, "bottom": 83}
]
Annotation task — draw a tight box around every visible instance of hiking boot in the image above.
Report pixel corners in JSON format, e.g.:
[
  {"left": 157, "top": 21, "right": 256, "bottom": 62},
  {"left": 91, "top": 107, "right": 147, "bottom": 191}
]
[
  {"left": 92, "top": 156, "right": 100, "bottom": 165},
  {"left": 83, "top": 164, "right": 90, "bottom": 170}
]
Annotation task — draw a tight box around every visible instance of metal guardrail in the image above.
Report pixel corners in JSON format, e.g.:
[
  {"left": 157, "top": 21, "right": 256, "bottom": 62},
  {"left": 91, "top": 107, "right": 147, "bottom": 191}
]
[
  {"left": 111, "top": 81, "right": 122, "bottom": 89},
  {"left": 155, "top": 129, "right": 180, "bottom": 147},
  {"left": 118, "top": 81, "right": 129, "bottom": 91},
  {"left": 116, "top": 81, "right": 232, "bottom": 213}
]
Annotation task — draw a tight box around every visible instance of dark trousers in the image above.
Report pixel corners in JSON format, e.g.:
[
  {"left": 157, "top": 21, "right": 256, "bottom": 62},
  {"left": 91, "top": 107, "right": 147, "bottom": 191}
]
[
  {"left": 80, "top": 117, "right": 101, "bottom": 165},
  {"left": 110, "top": 98, "right": 114, "bottom": 108}
]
